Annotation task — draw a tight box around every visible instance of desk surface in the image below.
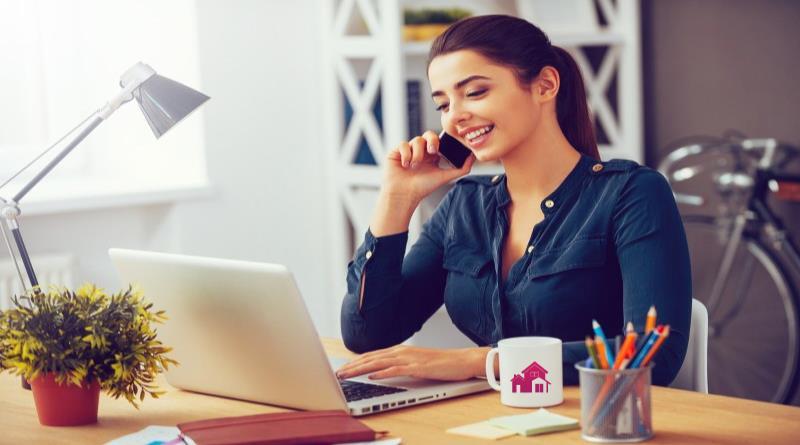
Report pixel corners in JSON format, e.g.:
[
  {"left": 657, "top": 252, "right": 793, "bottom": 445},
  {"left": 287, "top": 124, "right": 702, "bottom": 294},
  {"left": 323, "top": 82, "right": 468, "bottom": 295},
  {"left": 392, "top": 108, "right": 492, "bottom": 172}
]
[{"left": 2, "top": 338, "right": 799, "bottom": 444}]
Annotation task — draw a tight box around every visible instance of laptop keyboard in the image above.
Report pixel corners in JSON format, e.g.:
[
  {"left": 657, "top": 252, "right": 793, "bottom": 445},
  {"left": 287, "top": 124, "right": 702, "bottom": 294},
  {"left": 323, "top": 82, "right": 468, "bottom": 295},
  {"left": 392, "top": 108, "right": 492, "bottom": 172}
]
[{"left": 339, "top": 379, "right": 407, "bottom": 402}]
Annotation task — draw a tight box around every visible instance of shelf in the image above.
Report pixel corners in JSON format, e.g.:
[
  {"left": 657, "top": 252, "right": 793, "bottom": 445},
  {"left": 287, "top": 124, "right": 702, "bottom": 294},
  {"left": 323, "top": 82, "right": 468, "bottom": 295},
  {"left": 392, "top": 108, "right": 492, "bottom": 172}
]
[{"left": 403, "top": 30, "right": 626, "bottom": 56}]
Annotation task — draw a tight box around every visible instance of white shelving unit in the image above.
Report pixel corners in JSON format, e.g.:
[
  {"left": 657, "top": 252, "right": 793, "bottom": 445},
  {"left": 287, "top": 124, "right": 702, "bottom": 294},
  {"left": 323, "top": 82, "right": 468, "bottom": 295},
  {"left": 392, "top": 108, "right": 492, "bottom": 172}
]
[{"left": 321, "top": 0, "right": 643, "bottom": 339}]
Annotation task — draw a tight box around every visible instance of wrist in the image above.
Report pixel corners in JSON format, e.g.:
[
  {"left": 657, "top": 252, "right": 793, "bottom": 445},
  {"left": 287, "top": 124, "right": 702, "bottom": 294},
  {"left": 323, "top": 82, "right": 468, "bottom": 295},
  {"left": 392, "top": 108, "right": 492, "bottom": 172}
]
[
  {"left": 466, "top": 347, "right": 493, "bottom": 378},
  {"left": 378, "top": 188, "right": 420, "bottom": 213},
  {"left": 368, "top": 190, "right": 418, "bottom": 237}
]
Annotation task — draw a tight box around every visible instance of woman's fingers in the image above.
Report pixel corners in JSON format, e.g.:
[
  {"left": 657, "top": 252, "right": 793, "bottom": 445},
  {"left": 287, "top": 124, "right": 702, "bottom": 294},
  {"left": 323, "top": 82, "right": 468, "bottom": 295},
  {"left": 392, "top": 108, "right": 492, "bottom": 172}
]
[
  {"left": 369, "top": 365, "right": 414, "bottom": 380},
  {"left": 337, "top": 357, "right": 404, "bottom": 379},
  {"left": 336, "top": 348, "right": 400, "bottom": 376},
  {"left": 409, "top": 136, "right": 427, "bottom": 169},
  {"left": 421, "top": 130, "right": 439, "bottom": 155},
  {"left": 397, "top": 141, "right": 412, "bottom": 167},
  {"left": 439, "top": 153, "right": 476, "bottom": 182},
  {"left": 389, "top": 131, "right": 444, "bottom": 169}
]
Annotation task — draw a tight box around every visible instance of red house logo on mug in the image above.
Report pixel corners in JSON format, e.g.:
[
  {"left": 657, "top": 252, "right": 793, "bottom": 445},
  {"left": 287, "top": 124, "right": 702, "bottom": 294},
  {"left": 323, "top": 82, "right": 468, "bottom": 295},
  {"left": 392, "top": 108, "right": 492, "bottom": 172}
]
[{"left": 511, "top": 361, "right": 551, "bottom": 394}]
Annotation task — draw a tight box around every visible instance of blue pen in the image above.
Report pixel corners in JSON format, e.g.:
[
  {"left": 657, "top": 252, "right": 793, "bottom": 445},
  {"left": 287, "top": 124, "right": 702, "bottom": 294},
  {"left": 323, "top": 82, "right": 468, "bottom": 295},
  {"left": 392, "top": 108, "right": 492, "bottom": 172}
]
[
  {"left": 592, "top": 319, "right": 615, "bottom": 366},
  {"left": 630, "top": 329, "right": 660, "bottom": 368}
]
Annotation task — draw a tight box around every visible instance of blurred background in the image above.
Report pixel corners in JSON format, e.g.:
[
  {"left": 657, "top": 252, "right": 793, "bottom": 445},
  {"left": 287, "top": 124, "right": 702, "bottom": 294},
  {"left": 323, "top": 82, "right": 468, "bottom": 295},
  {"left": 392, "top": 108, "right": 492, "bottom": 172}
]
[{"left": 0, "top": 0, "right": 798, "bottom": 406}]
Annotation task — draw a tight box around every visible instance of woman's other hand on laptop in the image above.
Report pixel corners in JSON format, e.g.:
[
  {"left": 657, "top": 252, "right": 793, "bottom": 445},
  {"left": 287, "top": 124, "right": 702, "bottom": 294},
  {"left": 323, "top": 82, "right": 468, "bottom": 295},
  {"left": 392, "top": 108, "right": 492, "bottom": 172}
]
[{"left": 335, "top": 345, "right": 490, "bottom": 381}]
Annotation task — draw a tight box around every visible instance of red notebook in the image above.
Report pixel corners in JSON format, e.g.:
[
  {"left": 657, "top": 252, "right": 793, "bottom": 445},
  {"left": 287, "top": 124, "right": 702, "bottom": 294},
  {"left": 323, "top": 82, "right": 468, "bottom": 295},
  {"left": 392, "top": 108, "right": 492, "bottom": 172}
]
[{"left": 177, "top": 410, "right": 385, "bottom": 445}]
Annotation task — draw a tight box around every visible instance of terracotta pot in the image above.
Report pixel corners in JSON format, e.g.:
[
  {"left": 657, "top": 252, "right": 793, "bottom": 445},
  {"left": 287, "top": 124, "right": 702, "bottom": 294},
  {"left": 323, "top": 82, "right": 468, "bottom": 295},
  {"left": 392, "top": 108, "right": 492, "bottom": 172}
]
[{"left": 29, "top": 373, "right": 101, "bottom": 426}]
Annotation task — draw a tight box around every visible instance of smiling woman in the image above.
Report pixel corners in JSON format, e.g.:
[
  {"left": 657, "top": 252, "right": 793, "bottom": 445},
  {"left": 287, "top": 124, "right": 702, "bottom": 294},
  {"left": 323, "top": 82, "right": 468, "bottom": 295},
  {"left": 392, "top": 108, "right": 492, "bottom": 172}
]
[{"left": 338, "top": 15, "right": 691, "bottom": 388}]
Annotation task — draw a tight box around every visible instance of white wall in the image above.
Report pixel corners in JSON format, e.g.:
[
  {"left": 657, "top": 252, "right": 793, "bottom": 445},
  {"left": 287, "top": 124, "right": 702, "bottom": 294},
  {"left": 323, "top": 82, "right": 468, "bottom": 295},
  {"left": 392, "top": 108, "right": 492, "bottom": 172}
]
[
  {"left": 177, "top": 0, "right": 332, "bottom": 335},
  {"left": 1, "top": 1, "right": 337, "bottom": 337}
]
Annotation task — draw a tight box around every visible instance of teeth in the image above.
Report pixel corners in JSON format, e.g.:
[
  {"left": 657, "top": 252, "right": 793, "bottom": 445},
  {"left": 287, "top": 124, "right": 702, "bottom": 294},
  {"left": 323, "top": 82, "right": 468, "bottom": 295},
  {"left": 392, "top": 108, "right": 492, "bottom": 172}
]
[{"left": 467, "top": 125, "right": 493, "bottom": 141}]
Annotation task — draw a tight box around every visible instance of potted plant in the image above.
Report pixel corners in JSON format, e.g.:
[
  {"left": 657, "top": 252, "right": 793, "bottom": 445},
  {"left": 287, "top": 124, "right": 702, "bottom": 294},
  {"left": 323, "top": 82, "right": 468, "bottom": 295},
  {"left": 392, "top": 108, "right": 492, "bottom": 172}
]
[
  {"left": 403, "top": 7, "right": 472, "bottom": 42},
  {"left": 0, "top": 284, "right": 177, "bottom": 426}
]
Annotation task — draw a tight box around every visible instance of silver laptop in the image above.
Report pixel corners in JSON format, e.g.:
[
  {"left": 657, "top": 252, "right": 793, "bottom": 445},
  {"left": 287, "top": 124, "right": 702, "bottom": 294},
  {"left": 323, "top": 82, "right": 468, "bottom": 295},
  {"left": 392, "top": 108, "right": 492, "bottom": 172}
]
[{"left": 109, "top": 248, "right": 490, "bottom": 416}]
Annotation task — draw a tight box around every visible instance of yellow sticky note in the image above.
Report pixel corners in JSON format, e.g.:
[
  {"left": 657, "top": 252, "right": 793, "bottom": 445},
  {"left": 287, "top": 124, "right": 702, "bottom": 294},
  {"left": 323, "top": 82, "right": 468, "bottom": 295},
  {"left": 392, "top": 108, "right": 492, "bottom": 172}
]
[{"left": 446, "top": 421, "right": 517, "bottom": 440}]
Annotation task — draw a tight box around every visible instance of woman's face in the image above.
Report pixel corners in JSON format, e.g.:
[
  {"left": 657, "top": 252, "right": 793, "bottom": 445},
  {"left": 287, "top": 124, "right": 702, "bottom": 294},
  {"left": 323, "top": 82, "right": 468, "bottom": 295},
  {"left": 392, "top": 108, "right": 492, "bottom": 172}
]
[{"left": 428, "top": 49, "right": 544, "bottom": 163}]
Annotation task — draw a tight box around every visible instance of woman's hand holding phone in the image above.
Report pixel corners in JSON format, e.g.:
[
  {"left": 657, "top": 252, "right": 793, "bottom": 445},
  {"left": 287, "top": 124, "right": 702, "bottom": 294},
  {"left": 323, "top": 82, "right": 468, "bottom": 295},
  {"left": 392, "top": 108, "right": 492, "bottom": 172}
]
[
  {"left": 383, "top": 130, "right": 475, "bottom": 203},
  {"left": 370, "top": 130, "right": 474, "bottom": 237}
]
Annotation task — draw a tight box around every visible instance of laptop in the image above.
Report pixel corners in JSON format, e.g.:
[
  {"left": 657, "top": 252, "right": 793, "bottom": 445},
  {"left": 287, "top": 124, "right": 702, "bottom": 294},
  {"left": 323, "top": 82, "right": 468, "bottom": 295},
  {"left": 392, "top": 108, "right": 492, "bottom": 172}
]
[{"left": 109, "top": 248, "right": 490, "bottom": 416}]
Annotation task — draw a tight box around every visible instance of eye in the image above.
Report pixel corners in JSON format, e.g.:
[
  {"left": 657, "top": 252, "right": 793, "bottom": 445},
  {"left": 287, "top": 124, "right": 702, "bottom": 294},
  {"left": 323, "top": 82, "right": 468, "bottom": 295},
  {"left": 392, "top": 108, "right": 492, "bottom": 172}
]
[
  {"left": 434, "top": 89, "right": 487, "bottom": 112},
  {"left": 467, "top": 89, "right": 487, "bottom": 97}
]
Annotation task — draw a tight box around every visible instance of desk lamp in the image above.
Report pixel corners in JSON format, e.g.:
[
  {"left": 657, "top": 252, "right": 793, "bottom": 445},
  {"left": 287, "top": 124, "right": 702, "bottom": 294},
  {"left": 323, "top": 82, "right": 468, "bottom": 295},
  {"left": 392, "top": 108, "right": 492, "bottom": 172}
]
[{"left": 0, "top": 62, "right": 209, "bottom": 388}]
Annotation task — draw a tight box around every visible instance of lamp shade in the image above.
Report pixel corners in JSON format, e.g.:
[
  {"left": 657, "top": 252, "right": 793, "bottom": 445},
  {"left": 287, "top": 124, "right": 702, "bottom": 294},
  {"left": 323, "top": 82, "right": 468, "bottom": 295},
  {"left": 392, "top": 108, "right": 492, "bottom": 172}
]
[{"left": 133, "top": 74, "right": 210, "bottom": 138}]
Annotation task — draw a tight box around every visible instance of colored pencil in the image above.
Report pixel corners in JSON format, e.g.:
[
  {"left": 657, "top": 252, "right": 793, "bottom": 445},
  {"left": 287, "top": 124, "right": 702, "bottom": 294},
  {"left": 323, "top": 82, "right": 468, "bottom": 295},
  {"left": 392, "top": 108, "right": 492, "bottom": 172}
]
[
  {"left": 612, "top": 322, "right": 638, "bottom": 369},
  {"left": 592, "top": 319, "right": 615, "bottom": 366},
  {"left": 585, "top": 336, "right": 601, "bottom": 369},
  {"left": 645, "top": 305, "right": 657, "bottom": 335},
  {"left": 595, "top": 337, "right": 610, "bottom": 369},
  {"left": 630, "top": 326, "right": 661, "bottom": 368},
  {"left": 641, "top": 325, "right": 670, "bottom": 367}
]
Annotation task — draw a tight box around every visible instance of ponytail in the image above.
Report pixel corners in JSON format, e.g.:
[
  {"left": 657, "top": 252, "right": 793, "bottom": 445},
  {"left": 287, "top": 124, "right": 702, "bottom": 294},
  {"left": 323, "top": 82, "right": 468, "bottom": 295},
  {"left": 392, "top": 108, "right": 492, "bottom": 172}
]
[{"left": 551, "top": 46, "right": 599, "bottom": 160}]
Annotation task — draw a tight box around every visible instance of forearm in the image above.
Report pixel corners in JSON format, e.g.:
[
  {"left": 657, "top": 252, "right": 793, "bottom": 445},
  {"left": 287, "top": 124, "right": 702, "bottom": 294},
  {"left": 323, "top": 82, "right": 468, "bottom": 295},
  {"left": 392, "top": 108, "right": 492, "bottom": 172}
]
[
  {"left": 369, "top": 189, "right": 418, "bottom": 237},
  {"left": 468, "top": 347, "right": 495, "bottom": 378}
]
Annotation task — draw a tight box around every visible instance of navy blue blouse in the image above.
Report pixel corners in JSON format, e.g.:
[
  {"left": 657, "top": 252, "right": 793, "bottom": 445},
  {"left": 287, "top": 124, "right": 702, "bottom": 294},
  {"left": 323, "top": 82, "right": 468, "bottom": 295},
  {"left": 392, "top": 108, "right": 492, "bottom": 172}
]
[{"left": 340, "top": 154, "right": 692, "bottom": 386}]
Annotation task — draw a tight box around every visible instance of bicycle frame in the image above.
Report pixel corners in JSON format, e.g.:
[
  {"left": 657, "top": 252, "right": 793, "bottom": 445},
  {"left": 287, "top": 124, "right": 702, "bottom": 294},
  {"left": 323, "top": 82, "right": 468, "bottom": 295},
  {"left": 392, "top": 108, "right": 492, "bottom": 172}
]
[
  {"left": 700, "top": 165, "right": 800, "bottom": 318},
  {"left": 659, "top": 137, "right": 800, "bottom": 402}
]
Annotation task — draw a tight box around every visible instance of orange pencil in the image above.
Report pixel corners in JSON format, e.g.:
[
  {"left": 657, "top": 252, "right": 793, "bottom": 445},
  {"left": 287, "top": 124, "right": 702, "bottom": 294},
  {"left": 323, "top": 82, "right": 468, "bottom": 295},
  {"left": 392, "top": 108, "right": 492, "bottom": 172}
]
[
  {"left": 595, "top": 337, "right": 610, "bottom": 369},
  {"left": 645, "top": 305, "right": 657, "bottom": 335},
  {"left": 612, "top": 322, "right": 638, "bottom": 369},
  {"left": 641, "top": 325, "right": 670, "bottom": 367}
]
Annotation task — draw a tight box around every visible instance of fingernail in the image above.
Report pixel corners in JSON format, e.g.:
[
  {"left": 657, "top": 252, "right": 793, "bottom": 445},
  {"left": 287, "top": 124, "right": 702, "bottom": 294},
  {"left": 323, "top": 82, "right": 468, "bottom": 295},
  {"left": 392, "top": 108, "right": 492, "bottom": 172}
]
[
  {"left": 410, "top": 162, "right": 418, "bottom": 169},
  {"left": 402, "top": 160, "right": 408, "bottom": 167},
  {"left": 427, "top": 143, "right": 434, "bottom": 154}
]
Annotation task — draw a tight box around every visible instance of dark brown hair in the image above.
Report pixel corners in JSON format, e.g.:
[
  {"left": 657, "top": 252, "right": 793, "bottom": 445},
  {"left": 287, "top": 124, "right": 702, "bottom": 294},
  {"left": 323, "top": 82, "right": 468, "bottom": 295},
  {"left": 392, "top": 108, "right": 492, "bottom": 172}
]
[{"left": 427, "top": 15, "right": 599, "bottom": 160}]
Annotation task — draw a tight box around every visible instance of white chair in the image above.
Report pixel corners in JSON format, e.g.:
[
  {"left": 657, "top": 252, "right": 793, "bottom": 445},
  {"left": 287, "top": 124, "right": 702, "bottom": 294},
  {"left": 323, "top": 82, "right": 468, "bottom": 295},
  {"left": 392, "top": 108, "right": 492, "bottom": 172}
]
[{"left": 671, "top": 298, "right": 709, "bottom": 393}]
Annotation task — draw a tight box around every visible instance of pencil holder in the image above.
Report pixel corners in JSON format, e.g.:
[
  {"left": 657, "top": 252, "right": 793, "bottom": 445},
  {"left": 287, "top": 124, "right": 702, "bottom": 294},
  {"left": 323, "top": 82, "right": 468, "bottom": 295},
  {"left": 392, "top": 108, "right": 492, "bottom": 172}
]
[{"left": 575, "top": 363, "right": 653, "bottom": 443}]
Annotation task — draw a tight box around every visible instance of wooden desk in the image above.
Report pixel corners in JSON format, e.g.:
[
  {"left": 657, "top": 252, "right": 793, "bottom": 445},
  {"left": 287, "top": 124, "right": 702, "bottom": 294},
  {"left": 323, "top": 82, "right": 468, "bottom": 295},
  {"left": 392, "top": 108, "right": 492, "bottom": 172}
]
[{"left": 2, "top": 338, "right": 799, "bottom": 444}]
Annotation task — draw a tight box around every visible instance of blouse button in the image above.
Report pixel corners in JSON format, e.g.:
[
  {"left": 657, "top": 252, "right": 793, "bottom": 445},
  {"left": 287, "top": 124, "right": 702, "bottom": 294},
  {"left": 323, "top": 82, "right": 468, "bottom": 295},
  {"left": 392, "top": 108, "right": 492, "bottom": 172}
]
[
  {"left": 527, "top": 245, "right": 534, "bottom": 254},
  {"left": 365, "top": 250, "right": 373, "bottom": 260},
  {"left": 544, "top": 199, "right": 555, "bottom": 209},
  {"left": 592, "top": 163, "right": 604, "bottom": 172}
]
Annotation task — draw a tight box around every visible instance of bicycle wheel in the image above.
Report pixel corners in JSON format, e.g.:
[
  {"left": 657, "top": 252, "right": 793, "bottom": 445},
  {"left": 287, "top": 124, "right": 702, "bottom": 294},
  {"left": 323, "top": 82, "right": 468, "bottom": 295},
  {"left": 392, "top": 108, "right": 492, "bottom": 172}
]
[{"left": 682, "top": 214, "right": 799, "bottom": 403}]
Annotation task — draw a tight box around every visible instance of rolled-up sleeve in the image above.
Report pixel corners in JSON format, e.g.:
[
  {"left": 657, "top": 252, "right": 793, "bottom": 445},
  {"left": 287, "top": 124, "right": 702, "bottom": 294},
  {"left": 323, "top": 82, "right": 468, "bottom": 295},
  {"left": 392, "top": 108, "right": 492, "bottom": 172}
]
[
  {"left": 340, "top": 190, "right": 454, "bottom": 353},
  {"left": 611, "top": 169, "right": 692, "bottom": 386}
]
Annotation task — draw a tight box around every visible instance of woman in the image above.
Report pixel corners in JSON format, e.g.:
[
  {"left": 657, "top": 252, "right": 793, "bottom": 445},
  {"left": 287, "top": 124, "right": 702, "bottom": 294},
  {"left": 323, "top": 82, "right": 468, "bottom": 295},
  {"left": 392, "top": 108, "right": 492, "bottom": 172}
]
[{"left": 336, "top": 15, "right": 691, "bottom": 386}]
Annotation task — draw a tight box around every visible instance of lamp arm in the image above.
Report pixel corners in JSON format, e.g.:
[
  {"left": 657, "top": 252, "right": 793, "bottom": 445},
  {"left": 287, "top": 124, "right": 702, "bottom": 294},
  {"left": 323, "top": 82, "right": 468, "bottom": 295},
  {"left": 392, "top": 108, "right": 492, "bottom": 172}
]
[
  {"left": 0, "top": 63, "right": 153, "bottom": 292},
  {"left": 11, "top": 115, "right": 104, "bottom": 204}
]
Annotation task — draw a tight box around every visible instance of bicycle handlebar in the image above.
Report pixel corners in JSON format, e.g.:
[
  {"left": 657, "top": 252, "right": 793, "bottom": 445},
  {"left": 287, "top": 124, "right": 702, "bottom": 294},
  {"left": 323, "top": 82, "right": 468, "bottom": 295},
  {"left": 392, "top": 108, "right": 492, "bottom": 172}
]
[{"left": 657, "top": 137, "right": 800, "bottom": 206}]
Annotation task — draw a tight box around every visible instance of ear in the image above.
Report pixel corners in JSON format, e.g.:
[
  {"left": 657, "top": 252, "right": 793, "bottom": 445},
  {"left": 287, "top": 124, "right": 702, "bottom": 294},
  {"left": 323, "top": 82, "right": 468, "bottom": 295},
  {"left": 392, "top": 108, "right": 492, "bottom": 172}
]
[{"left": 531, "top": 66, "right": 560, "bottom": 103}]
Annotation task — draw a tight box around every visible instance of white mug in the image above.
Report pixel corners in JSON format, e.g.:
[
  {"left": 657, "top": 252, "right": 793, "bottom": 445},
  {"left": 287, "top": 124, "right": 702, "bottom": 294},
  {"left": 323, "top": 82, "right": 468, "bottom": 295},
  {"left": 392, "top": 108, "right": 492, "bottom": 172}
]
[{"left": 485, "top": 336, "right": 564, "bottom": 407}]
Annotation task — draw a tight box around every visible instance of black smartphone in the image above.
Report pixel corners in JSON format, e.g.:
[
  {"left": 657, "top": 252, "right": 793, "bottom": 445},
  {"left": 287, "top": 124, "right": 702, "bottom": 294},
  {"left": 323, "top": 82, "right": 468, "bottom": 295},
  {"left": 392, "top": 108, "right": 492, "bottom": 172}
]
[{"left": 438, "top": 130, "right": 472, "bottom": 169}]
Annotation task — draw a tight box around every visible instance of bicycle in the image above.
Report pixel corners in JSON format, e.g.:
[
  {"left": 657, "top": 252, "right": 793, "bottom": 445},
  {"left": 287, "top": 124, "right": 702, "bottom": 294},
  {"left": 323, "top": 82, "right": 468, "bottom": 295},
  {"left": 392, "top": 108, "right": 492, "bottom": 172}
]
[{"left": 658, "top": 135, "right": 800, "bottom": 404}]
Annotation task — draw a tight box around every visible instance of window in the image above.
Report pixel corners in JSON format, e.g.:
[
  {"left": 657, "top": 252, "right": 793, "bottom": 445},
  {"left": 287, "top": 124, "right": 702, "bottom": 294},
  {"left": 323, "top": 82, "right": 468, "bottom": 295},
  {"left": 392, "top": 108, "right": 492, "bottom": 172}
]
[{"left": 0, "top": 0, "right": 208, "bottom": 203}]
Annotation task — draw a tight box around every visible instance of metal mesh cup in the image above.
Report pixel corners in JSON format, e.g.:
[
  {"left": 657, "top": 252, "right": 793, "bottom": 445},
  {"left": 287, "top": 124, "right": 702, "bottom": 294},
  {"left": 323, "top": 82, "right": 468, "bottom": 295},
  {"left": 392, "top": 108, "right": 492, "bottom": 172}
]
[{"left": 575, "top": 363, "right": 654, "bottom": 443}]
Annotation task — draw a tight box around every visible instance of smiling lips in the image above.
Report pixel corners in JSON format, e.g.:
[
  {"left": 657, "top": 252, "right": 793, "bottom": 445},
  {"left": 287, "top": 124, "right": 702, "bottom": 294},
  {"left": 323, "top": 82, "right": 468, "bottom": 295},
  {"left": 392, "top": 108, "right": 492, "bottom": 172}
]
[{"left": 465, "top": 125, "right": 494, "bottom": 147}]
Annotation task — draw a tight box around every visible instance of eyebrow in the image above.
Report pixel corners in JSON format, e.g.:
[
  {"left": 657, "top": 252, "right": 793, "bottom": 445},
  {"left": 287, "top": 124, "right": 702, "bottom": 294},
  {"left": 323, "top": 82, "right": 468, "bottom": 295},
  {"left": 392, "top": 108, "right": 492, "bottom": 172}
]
[{"left": 431, "top": 75, "right": 491, "bottom": 99}]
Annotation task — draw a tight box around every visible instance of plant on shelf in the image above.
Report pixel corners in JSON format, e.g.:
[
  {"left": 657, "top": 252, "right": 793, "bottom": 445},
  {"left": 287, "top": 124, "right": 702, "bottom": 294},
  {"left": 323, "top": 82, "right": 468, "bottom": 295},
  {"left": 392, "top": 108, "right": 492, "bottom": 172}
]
[
  {"left": 0, "top": 284, "right": 177, "bottom": 426},
  {"left": 402, "top": 7, "right": 472, "bottom": 42}
]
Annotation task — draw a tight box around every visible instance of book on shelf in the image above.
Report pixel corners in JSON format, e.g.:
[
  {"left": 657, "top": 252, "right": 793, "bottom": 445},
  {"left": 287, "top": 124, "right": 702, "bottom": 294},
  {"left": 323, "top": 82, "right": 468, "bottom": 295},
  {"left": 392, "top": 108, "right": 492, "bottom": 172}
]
[{"left": 343, "top": 80, "right": 423, "bottom": 166}]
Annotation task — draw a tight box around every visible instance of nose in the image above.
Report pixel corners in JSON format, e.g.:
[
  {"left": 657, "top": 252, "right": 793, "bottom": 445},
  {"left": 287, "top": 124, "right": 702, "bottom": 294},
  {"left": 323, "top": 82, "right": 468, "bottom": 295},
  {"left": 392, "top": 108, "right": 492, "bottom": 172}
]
[{"left": 445, "top": 102, "right": 472, "bottom": 130}]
